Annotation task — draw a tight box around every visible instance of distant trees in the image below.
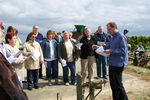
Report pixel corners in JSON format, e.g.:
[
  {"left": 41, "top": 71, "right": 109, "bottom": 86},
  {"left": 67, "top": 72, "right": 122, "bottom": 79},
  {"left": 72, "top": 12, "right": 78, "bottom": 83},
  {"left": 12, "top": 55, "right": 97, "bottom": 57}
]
[{"left": 127, "top": 36, "right": 150, "bottom": 51}]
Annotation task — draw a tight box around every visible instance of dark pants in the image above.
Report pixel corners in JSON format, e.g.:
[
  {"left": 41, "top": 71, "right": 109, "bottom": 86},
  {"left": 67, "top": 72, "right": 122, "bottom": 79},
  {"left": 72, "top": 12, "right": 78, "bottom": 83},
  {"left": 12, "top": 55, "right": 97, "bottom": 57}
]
[
  {"left": 96, "top": 55, "right": 107, "bottom": 77},
  {"left": 46, "top": 60, "right": 58, "bottom": 79},
  {"left": 39, "top": 64, "right": 43, "bottom": 78},
  {"left": 109, "top": 66, "right": 128, "bottom": 100},
  {"left": 63, "top": 62, "right": 76, "bottom": 84},
  {"left": 27, "top": 69, "right": 39, "bottom": 87}
]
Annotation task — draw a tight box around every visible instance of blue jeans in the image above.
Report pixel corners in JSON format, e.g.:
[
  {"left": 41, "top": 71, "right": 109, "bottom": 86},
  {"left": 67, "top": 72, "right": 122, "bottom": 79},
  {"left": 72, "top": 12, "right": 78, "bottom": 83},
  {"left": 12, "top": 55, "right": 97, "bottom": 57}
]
[
  {"left": 46, "top": 60, "right": 58, "bottom": 79},
  {"left": 63, "top": 61, "right": 76, "bottom": 84},
  {"left": 96, "top": 55, "right": 107, "bottom": 77},
  {"left": 27, "top": 69, "right": 39, "bottom": 87}
]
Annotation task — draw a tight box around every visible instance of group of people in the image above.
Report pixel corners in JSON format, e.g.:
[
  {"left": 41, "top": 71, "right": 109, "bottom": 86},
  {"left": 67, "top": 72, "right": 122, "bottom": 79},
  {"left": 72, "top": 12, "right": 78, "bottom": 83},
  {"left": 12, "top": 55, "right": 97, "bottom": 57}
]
[{"left": 0, "top": 20, "right": 129, "bottom": 100}]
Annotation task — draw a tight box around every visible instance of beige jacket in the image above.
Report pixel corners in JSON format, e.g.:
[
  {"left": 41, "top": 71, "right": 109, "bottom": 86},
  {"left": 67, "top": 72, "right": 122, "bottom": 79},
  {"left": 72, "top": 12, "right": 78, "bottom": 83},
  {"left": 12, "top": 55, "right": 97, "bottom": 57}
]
[{"left": 23, "top": 41, "right": 44, "bottom": 70}]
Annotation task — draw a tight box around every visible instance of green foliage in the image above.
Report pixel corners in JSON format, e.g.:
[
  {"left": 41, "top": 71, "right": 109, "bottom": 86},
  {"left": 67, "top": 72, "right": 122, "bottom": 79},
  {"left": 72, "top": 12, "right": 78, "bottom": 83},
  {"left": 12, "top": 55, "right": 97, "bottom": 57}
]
[{"left": 127, "top": 36, "right": 150, "bottom": 51}]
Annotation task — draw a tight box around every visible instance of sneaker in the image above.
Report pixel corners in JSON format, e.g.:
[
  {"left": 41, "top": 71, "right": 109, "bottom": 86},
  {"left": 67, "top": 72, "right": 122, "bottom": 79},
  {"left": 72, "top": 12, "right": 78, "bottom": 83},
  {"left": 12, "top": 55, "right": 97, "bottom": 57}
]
[
  {"left": 28, "top": 86, "right": 32, "bottom": 90},
  {"left": 71, "top": 82, "right": 76, "bottom": 85},
  {"left": 48, "top": 81, "right": 52, "bottom": 86},
  {"left": 65, "top": 83, "right": 70, "bottom": 86}
]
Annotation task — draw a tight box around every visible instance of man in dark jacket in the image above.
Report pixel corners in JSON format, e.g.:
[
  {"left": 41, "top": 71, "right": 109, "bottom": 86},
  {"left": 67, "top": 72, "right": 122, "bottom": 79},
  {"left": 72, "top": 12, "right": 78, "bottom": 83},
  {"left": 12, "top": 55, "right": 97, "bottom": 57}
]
[{"left": 26, "top": 25, "right": 44, "bottom": 79}]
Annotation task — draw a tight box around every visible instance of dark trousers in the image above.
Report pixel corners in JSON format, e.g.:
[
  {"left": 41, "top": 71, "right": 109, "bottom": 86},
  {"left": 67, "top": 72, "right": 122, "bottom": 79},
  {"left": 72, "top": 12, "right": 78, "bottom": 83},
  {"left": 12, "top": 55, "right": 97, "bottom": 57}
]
[
  {"left": 63, "top": 62, "right": 76, "bottom": 84},
  {"left": 109, "top": 66, "right": 128, "bottom": 100},
  {"left": 96, "top": 55, "right": 107, "bottom": 77},
  {"left": 27, "top": 69, "right": 39, "bottom": 87},
  {"left": 39, "top": 64, "right": 43, "bottom": 78},
  {"left": 46, "top": 60, "right": 58, "bottom": 79}
]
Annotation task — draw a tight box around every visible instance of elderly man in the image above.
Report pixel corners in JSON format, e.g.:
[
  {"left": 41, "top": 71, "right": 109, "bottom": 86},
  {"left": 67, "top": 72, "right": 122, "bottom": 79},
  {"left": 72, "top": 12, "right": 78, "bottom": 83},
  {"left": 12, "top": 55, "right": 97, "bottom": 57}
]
[
  {"left": 80, "top": 28, "right": 97, "bottom": 84},
  {"left": 0, "top": 20, "right": 28, "bottom": 100},
  {"left": 94, "top": 26, "right": 110, "bottom": 79},
  {"left": 26, "top": 25, "right": 44, "bottom": 78},
  {"left": 104, "top": 22, "right": 128, "bottom": 100}
]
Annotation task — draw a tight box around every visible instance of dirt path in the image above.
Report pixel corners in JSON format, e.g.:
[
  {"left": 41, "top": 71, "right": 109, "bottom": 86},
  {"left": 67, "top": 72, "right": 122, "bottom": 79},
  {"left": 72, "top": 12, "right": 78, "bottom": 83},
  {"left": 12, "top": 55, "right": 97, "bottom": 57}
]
[{"left": 24, "top": 60, "right": 150, "bottom": 100}]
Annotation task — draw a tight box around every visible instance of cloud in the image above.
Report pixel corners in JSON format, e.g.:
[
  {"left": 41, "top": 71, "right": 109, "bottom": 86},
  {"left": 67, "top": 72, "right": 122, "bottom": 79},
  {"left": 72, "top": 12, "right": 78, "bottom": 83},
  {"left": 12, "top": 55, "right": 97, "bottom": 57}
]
[{"left": 0, "top": 0, "right": 150, "bottom": 37}]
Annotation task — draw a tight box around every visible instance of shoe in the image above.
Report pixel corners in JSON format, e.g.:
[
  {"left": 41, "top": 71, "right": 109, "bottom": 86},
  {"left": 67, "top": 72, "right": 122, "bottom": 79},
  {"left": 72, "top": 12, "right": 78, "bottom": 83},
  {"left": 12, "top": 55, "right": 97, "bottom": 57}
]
[
  {"left": 103, "top": 76, "right": 108, "bottom": 80},
  {"left": 71, "top": 82, "right": 76, "bottom": 85},
  {"left": 94, "top": 77, "right": 100, "bottom": 79},
  {"left": 34, "top": 85, "right": 39, "bottom": 89},
  {"left": 39, "top": 76, "right": 44, "bottom": 79},
  {"left": 65, "top": 83, "right": 70, "bottom": 86},
  {"left": 48, "top": 81, "right": 52, "bottom": 86},
  {"left": 28, "top": 86, "right": 32, "bottom": 90},
  {"left": 55, "top": 81, "right": 60, "bottom": 85},
  {"left": 22, "top": 81, "right": 27, "bottom": 83}
]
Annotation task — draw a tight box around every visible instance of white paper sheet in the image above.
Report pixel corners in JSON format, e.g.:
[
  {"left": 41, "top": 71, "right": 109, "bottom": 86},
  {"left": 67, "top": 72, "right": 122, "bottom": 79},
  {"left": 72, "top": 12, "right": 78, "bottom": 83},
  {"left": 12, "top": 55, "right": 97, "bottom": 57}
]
[
  {"left": 31, "top": 51, "right": 40, "bottom": 61},
  {"left": 95, "top": 46, "right": 110, "bottom": 57},
  {"left": 61, "top": 59, "right": 67, "bottom": 67},
  {"left": 97, "top": 41, "right": 105, "bottom": 45},
  {"left": 7, "top": 56, "right": 16, "bottom": 64},
  {"left": 75, "top": 43, "right": 83, "bottom": 49}
]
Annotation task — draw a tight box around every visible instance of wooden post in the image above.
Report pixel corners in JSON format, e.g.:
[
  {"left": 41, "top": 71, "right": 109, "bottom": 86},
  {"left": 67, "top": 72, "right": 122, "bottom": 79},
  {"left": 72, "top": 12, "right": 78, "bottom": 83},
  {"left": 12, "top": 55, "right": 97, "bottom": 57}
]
[
  {"left": 89, "top": 87, "right": 95, "bottom": 100},
  {"left": 57, "top": 93, "right": 59, "bottom": 100},
  {"left": 77, "top": 73, "right": 84, "bottom": 100}
]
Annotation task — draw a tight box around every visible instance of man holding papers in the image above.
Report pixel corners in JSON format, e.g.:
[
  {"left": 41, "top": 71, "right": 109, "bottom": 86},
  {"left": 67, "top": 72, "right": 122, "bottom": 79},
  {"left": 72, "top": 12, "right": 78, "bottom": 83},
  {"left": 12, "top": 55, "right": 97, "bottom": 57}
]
[
  {"left": 94, "top": 26, "right": 110, "bottom": 79},
  {"left": 80, "top": 28, "right": 97, "bottom": 84},
  {"left": 103, "top": 22, "right": 128, "bottom": 100}
]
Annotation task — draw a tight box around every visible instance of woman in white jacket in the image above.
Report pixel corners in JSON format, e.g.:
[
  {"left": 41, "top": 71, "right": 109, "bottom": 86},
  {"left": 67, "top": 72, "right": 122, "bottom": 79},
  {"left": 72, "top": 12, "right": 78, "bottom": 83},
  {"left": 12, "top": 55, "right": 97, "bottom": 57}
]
[{"left": 5, "top": 32, "right": 26, "bottom": 88}]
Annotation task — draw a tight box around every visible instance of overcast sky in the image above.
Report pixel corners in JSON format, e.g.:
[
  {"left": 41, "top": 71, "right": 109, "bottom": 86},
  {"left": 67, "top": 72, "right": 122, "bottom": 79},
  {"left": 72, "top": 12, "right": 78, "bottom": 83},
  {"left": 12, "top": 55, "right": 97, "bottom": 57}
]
[{"left": 0, "top": 0, "right": 150, "bottom": 37}]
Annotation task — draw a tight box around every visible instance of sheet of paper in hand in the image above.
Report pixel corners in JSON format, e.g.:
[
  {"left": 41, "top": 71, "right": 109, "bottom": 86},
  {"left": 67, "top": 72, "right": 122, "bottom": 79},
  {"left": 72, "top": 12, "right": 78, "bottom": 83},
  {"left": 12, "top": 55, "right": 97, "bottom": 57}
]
[
  {"left": 97, "top": 41, "right": 105, "bottom": 45},
  {"left": 61, "top": 59, "right": 67, "bottom": 67},
  {"left": 75, "top": 43, "right": 83, "bottom": 49},
  {"left": 95, "top": 46, "right": 110, "bottom": 57},
  {"left": 31, "top": 50, "right": 40, "bottom": 61}
]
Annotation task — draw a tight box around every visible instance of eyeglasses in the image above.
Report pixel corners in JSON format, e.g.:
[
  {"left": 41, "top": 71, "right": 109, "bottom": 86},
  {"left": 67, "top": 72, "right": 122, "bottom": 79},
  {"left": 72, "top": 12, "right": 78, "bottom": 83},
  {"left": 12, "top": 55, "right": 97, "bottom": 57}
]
[{"left": 32, "top": 36, "right": 36, "bottom": 38}]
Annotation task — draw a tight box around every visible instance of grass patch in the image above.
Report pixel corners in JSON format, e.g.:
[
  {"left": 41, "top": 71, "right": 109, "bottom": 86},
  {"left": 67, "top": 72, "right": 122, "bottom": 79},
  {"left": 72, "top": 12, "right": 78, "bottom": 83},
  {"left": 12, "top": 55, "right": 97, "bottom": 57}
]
[
  {"left": 125, "top": 64, "right": 150, "bottom": 100},
  {"left": 125, "top": 64, "right": 150, "bottom": 81},
  {"left": 135, "top": 94, "right": 150, "bottom": 100}
]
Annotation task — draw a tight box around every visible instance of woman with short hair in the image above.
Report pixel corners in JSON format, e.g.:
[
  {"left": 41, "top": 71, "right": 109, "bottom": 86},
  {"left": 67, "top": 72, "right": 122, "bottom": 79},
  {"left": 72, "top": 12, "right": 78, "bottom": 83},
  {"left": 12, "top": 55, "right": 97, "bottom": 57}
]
[
  {"left": 5, "top": 32, "right": 26, "bottom": 88},
  {"left": 42, "top": 30, "right": 59, "bottom": 85},
  {"left": 58, "top": 32, "right": 78, "bottom": 86},
  {"left": 23, "top": 32, "right": 44, "bottom": 90}
]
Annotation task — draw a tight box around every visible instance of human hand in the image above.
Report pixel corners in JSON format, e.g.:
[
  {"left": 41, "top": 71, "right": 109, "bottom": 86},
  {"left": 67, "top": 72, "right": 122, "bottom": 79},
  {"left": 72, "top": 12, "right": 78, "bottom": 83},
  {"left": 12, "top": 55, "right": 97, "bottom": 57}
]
[
  {"left": 103, "top": 49, "right": 111, "bottom": 54},
  {"left": 92, "top": 45, "right": 99, "bottom": 50}
]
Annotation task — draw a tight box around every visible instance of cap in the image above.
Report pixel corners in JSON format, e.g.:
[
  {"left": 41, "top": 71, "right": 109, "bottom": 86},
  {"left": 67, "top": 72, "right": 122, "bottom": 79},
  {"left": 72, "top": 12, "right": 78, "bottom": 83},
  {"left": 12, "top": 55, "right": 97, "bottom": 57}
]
[{"left": 0, "top": 20, "right": 4, "bottom": 30}]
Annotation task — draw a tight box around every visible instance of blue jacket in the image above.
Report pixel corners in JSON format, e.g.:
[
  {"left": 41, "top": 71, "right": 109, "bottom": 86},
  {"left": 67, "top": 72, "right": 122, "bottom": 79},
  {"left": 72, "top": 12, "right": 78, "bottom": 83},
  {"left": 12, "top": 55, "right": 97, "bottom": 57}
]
[
  {"left": 104, "top": 32, "right": 128, "bottom": 67},
  {"left": 42, "top": 39, "right": 58, "bottom": 59},
  {"left": 94, "top": 32, "right": 110, "bottom": 43},
  {"left": 26, "top": 32, "right": 44, "bottom": 44}
]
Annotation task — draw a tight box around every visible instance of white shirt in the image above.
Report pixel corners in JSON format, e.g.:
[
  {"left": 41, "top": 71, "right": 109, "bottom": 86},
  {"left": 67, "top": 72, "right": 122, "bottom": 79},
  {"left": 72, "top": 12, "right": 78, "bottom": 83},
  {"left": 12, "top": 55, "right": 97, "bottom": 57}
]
[
  {"left": 44, "top": 40, "right": 56, "bottom": 61},
  {"left": 65, "top": 40, "right": 73, "bottom": 62}
]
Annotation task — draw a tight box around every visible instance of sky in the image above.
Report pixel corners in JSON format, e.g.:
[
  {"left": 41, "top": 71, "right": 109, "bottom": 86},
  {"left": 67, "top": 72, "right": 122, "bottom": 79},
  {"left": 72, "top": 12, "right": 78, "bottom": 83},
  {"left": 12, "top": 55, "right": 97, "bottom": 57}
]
[{"left": 0, "top": 0, "right": 150, "bottom": 39}]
